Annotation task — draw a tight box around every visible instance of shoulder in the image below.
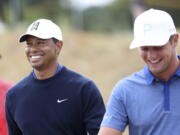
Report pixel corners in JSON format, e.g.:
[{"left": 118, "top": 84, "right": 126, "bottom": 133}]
[
  {"left": 61, "top": 66, "right": 101, "bottom": 94},
  {"left": 117, "top": 68, "right": 147, "bottom": 88},
  {"left": 61, "top": 66, "right": 92, "bottom": 84},
  {"left": 6, "top": 73, "right": 33, "bottom": 98},
  {"left": 112, "top": 69, "right": 147, "bottom": 98},
  {"left": 0, "top": 79, "right": 13, "bottom": 92}
]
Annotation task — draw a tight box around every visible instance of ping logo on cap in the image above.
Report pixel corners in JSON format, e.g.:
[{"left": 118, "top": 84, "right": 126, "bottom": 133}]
[
  {"left": 30, "top": 22, "right": 40, "bottom": 31},
  {"left": 144, "top": 24, "right": 152, "bottom": 37}
]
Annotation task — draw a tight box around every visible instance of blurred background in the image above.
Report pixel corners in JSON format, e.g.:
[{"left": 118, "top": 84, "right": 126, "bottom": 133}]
[{"left": 1, "top": 0, "right": 180, "bottom": 134}]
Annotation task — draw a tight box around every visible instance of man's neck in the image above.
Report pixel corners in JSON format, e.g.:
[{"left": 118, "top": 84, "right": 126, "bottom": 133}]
[
  {"left": 33, "top": 63, "right": 59, "bottom": 80},
  {"left": 157, "top": 56, "right": 179, "bottom": 81}
]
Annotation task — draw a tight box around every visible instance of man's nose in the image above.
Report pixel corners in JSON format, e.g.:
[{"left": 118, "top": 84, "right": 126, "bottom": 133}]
[{"left": 147, "top": 49, "right": 157, "bottom": 59}]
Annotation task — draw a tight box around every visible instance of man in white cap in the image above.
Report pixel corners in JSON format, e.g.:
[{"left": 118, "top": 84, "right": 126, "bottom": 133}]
[
  {"left": 5, "top": 19, "right": 105, "bottom": 135},
  {"left": 98, "top": 9, "right": 180, "bottom": 135}
]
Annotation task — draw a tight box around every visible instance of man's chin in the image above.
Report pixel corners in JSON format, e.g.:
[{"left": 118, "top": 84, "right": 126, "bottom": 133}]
[
  {"left": 150, "top": 67, "right": 164, "bottom": 76},
  {"left": 31, "top": 64, "right": 44, "bottom": 71}
]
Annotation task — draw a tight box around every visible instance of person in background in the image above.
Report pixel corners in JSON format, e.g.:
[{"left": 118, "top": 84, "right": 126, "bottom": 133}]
[
  {"left": 0, "top": 54, "right": 13, "bottom": 135},
  {"left": 98, "top": 8, "right": 180, "bottom": 135},
  {"left": 5, "top": 19, "right": 105, "bottom": 135},
  {"left": 130, "top": 0, "right": 146, "bottom": 20}
]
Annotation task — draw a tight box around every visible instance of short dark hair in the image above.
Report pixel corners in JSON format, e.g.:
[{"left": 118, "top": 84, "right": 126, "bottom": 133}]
[
  {"left": 52, "top": 38, "right": 59, "bottom": 43},
  {"left": 169, "top": 35, "right": 174, "bottom": 41}
]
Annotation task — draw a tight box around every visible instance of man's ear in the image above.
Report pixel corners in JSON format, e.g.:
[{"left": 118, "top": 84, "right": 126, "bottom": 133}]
[
  {"left": 56, "top": 41, "right": 63, "bottom": 56},
  {"left": 171, "top": 34, "right": 179, "bottom": 46}
]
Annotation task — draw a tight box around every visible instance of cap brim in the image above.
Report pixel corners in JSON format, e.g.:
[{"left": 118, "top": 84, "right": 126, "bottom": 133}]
[
  {"left": 19, "top": 34, "right": 30, "bottom": 42},
  {"left": 129, "top": 40, "right": 138, "bottom": 49},
  {"left": 19, "top": 34, "right": 52, "bottom": 43},
  {"left": 129, "top": 36, "right": 171, "bottom": 49}
]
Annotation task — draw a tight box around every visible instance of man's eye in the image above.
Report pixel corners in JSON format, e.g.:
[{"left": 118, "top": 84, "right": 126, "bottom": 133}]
[
  {"left": 26, "top": 42, "right": 32, "bottom": 46},
  {"left": 154, "top": 47, "right": 163, "bottom": 51},
  {"left": 141, "top": 47, "right": 148, "bottom": 51},
  {"left": 37, "top": 41, "right": 45, "bottom": 45}
]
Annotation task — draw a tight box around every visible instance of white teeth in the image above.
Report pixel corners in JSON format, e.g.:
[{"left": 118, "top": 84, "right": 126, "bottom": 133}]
[
  {"left": 150, "top": 59, "right": 159, "bottom": 64},
  {"left": 31, "top": 56, "right": 41, "bottom": 59}
]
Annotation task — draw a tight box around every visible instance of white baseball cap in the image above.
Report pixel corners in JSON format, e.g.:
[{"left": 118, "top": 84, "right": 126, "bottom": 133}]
[
  {"left": 130, "top": 8, "right": 176, "bottom": 49},
  {"left": 19, "top": 19, "right": 63, "bottom": 42}
]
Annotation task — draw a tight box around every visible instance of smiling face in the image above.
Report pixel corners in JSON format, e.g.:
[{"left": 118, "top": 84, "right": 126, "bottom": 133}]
[
  {"left": 138, "top": 34, "right": 179, "bottom": 80},
  {"left": 25, "top": 36, "right": 62, "bottom": 71}
]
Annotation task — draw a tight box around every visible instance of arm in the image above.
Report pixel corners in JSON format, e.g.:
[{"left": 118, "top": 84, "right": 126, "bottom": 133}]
[
  {"left": 82, "top": 81, "right": 105, "bottom": 135},
  {"left": 0, "top": 80, "right": 12, "bottom": 135},
  {"left": 98, "top": 82, "right": 128, "bottom": 134},
  {"left": 98, "top": 127, "right": 123, "bottom": 135},
  {"left": 5, "top": 92, "right": 22, "bottom": 135}
]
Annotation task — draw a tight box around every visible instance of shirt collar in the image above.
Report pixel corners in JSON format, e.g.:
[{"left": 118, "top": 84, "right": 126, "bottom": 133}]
[
  {"left": 144, "top": 65, "right": 155, "bottom": 85},
  {"left": 176, "top": 55, "right": 180, "bottom": 77},
  {"left": 174, "top": 64, "right": 180, "bottom": 77},
  {"left": 33, "top": 64, "right": 62, "bottom": 79}
]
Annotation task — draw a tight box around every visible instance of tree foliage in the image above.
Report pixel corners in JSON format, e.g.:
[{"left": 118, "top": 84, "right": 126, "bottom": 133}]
[{"left": 1, "top": 0, "right": 180, "bottom": 31}]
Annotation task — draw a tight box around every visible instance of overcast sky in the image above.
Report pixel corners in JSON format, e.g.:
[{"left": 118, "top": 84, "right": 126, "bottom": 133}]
[{"left": 69, "top": 0, "right": 115, "bottom": 10}]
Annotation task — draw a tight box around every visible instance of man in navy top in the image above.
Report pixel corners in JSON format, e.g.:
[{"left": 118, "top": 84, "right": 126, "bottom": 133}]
[
  {"left": 98, "top": 9, "right": 180, "bottom": 135},
  {"left": 5, "top": 19, "right": 105, "bottom": 135}
]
